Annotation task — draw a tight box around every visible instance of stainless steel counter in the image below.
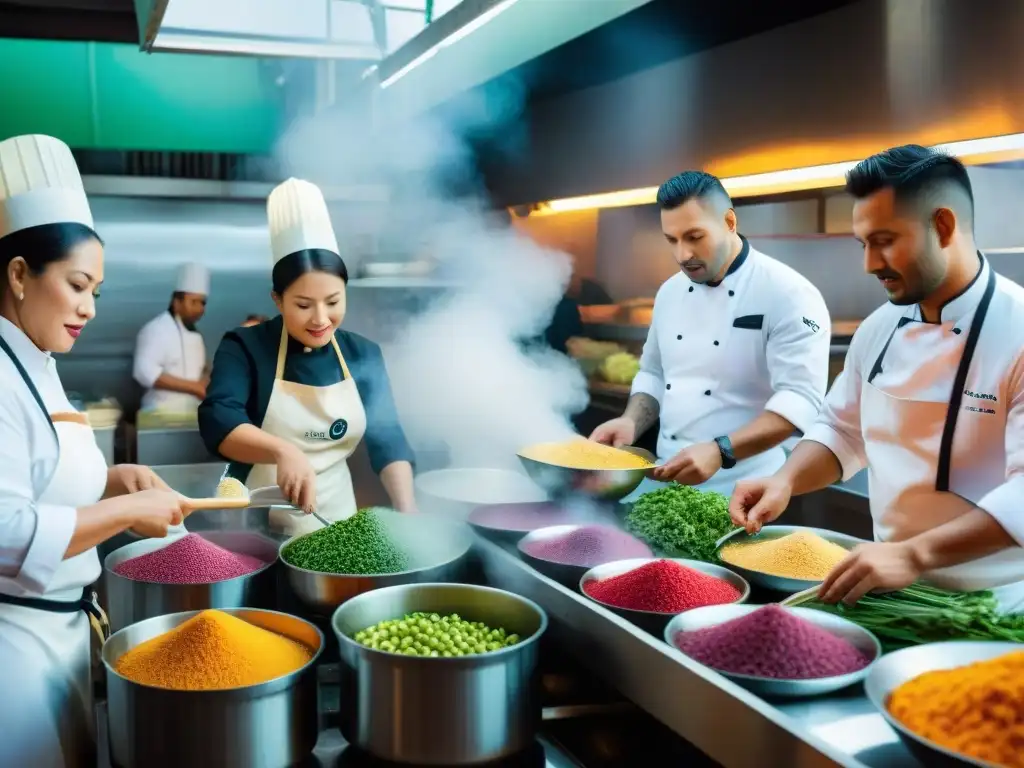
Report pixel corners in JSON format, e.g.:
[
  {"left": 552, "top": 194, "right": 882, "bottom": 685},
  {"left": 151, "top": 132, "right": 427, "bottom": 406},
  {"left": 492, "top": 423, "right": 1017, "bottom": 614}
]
[
  {"left": 477, "top": 537, "right": 921, "bottom": 768},
  {"left": 136, "top": 427, "right": 217, "bottom": 466}
]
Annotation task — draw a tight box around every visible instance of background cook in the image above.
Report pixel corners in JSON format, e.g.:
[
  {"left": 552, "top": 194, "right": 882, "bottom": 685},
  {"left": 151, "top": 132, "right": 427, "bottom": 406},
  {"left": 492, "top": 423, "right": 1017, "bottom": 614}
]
[
  {"left": 198, "top": 178, "right": 416, "bottom": 536},
  {"left": 591, "top": 171, "right": 831, "bottom": 497},
  {"left": 133, "top": 261, "right": 210, "bottom": 411},
  {"left": 0, "top": 134, "right": 187, "bottom": 767},
  {"left": 730, "top": 145, "right": 1024, "bottom": 612}
]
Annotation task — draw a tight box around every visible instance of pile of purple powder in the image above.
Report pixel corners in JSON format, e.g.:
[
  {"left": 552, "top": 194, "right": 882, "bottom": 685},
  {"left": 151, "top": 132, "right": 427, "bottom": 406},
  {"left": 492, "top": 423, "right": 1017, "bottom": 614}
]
[
  {"left": 519, "top": 524, "right": 652, "bottom": 567},
  {"left": 113, "top": 534, "right": 267, "bottom": 584},
  {"left": 672, "top": 605, "right": 872, "bottom": 680},
  {"left": 469, "top": 502, "right": 581, "bottom": 533}
]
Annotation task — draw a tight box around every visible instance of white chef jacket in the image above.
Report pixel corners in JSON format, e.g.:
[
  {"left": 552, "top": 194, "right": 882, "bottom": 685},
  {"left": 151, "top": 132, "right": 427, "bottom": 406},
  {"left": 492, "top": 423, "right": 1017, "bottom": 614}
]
[
  {"left": 0, "top": 316, "right": 86, "bottom": 596},
  {"left": 631, "top": 238, "right": 831, "bottom": 494},
  {"left": 133, "top": 311, "right": 207, "bottom": 412},
  {"left": 803, "top": 258, "right": 1024, "bottom": 598}
]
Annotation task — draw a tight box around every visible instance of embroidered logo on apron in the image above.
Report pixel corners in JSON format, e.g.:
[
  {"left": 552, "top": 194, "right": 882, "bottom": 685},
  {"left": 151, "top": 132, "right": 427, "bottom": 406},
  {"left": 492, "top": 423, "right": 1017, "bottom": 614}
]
[{"left": 305, "top": 419, "right": 349, "bottom": 441}]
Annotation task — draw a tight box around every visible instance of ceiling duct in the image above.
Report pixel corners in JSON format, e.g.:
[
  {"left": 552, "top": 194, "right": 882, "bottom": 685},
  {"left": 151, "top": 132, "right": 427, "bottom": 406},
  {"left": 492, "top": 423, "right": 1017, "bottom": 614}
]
[
  {"left": 369, "top": 0, "right": 656, "bottom": 120},
  {"left": 133, "top": 0, "right": 383, "bottom": 59}
]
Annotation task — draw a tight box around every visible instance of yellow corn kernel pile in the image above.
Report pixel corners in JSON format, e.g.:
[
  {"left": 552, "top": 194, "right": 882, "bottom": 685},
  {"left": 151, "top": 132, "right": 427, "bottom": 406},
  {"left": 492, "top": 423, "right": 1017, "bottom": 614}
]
[{"left": 719, "top": 531, "right": 849, "bottom": 580}]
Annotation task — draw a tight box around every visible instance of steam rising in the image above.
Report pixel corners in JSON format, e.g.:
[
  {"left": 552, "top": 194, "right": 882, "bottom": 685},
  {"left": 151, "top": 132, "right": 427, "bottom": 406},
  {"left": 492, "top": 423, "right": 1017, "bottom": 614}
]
[{"left": 276, "top": 80, "right": 587, "bottom": 472}]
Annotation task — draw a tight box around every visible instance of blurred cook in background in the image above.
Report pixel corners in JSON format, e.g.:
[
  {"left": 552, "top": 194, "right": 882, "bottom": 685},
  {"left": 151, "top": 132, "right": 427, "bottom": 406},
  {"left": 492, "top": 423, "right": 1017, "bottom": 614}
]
[
  {"left": 199, "top": 179, "right": 416, "bottom": 536},
  {"left": 591, "top": 171, "right": 831, "bottom": 497},
  {"left": 730, "top": 146, "right": 1024, "bottom": 611},
  {"left": 133, "top": 262, "right": 210, "bottom": 411}
]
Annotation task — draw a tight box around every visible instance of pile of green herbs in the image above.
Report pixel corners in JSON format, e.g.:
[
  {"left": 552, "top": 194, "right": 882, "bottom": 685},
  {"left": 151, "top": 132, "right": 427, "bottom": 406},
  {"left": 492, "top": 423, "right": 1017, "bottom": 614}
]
[
  {"left": 624, "top": 483, "right": 739, "bottom": 562},
  {"left": 282, "top": 508, "right": 408, "bottom": 575},
  {"left": 788, "top": 583, "right": 1024, "bottom": 651}
]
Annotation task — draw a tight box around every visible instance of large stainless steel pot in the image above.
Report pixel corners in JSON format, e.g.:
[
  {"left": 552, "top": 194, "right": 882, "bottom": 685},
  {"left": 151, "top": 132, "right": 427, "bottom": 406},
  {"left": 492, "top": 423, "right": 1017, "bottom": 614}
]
[
  {"left": 103, "top": 531, "right": 278, "bottom": 633},
  {"left": 279, "top": 509, "right": 472, "bottom": 617},
  {"left": 332, "top": 582, "right": 547, "bottom": 765},
  {"left": 103, "top": 608, "right": 322, "bottom": 768}
]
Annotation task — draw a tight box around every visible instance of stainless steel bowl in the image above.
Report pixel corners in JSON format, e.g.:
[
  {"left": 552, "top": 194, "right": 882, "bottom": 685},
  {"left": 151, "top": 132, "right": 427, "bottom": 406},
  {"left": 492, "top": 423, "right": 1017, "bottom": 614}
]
[
  {"left": 279, "top": 510, "right": 472, "bottom": 616},
  {"left": 580, "top": 558, "right": 750, "bottom": 635},
  {"left": 415, "top": 467, "right": 548, "bottom": 519},
  {"left": 517, "top": 524, "right": 653, "bottom": 588},
  {"left": 332, "top": 582, "right": 547, "bottom": 765},
  {"left": 103, "top": 608, "right": 323, "bottom": 768},
  {"left": 517, "top": 446, "right": 656, "bottom": 501},
  {"left": 665, "top": 604, "right": 881, "bottom": 698},
  {"left": 715, "top": 525, "right": 869, "bottom": 594},
  {"left": 467, "top": 501, "right": 592, "bottom": 545},
  {"left": 103, "top": 531, "right": 279, "bottom": 633},
  {"left": 865, "top": 641, "right": 1021, "bottom": 767}
]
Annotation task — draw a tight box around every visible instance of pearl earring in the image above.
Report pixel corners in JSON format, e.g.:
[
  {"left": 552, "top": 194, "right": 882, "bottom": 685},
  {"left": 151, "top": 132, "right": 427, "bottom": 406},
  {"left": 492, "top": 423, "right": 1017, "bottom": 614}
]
[{"left": 17, "top": 293, "right": 24, "bottom": 301}]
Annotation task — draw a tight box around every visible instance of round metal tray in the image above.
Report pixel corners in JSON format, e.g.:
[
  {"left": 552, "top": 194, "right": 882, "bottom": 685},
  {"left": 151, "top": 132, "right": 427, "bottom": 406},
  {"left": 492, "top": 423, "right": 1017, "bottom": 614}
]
[
  {"left": 467, "top": 501, "right": 607, "bottom": 544},
  {"left": 580, "top": 558, "right": 750, "bottom": 635},
  {"left": 864, "top": 641, "right": 1022, "bottom": 768},
  {"left": 516, "top": 524, "right": 652, "bottom": 588},
  {"left": 516, "top": 445, "right": 655, "bottom": 501},
  {"left": 665, "top": 603, "right": 881, "bottom": 698},
  {"left": 714, "top": 524, "right": 868, "bottom": 594}
]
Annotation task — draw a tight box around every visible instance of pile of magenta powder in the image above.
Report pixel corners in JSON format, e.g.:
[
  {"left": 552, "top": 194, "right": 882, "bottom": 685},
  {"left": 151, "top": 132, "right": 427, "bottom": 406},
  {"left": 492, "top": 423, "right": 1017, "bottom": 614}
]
[
  {"left": 468, "top": 502, "right": 581, "bottom": 533},
  {"left": 584, "top": 559, "right": 740, "bottom": 613},
  {"left": 112, "top": 534, "right": 267, "bottom": 584},
  {"left": 672, "top": 605, "right": 871, "bottom": 680},
  {"left": 520, "top": 524, "right": 651, "bottom": 568}
]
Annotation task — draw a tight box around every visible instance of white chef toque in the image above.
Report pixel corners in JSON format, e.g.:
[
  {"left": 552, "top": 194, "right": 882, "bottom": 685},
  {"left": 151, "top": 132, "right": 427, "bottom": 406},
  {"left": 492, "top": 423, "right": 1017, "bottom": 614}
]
[
  {"left": 267, "top": 178, "right": 340, "bottom": 266},
  {"left": 176, "top": 262, "right": 210, "bottom": 295},
  {"left": 0, "top": 134, "right": 94, "bottom": 239}
]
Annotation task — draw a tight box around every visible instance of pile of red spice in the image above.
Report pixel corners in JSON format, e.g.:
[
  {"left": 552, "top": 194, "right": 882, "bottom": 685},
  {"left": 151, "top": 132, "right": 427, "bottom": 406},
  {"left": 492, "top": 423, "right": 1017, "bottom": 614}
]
[
  {"left": 672, "top": 605, "right": 871, "bottom": 680},
  {"left": 520, "top": 525, "right": 652, "bottom": 567},
  {"left": 113, "top": 534, "right": 267, "bottom": 584},
  {"left": 583, "top": 559, "right": 741, "bottom": 613}
]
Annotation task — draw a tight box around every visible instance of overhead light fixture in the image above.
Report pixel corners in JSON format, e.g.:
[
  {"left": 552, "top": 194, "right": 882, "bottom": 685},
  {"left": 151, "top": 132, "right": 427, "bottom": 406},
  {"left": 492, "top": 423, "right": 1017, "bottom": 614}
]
[
  {"left": 380, "top": 0, "right": 520, "bottom": 89},
  {"left": 529, "top": 132, "right": 1024, "bottom": 216}
]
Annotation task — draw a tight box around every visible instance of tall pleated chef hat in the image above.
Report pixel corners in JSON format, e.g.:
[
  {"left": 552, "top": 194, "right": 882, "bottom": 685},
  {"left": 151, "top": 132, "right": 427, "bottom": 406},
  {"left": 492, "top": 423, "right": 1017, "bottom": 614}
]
[
  {"left": 0, "top": 134, "right": 94, "bottom": 239},
  {"left": 176, "top": 262, "right": 210, "bottom": 295},
  {"left": 267, "top": 178, "right": 339, "bottom": 265}
]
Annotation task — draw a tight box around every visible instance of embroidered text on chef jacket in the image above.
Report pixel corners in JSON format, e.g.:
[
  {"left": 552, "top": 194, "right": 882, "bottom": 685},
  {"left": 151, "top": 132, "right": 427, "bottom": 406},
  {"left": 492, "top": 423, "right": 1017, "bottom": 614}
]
[
  {"left": 632, "top": 238, "right": 831, "bottom": 486},
  {"left": 804, "top": 257, "right": 1024, "bottom": 588}
]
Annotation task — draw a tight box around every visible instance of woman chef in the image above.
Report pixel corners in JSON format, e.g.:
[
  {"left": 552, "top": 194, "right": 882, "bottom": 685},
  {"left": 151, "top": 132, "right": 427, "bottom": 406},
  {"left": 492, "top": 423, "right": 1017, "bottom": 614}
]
[
  {"left": 198, "top": 179, "right": 416, "bottom": 535},
  {"left": 731, "top": 145, "right": 1024, "bottom": 613},
  {"left": 0, "top": 135, "right": 188, "bottom": 767}
]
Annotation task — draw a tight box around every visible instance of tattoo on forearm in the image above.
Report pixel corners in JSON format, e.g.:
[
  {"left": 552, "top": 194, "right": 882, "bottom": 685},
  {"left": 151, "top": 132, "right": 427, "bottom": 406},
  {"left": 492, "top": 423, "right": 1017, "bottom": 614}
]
[{"left": 624, "top": 393, "right": 660, "bottom": 438}]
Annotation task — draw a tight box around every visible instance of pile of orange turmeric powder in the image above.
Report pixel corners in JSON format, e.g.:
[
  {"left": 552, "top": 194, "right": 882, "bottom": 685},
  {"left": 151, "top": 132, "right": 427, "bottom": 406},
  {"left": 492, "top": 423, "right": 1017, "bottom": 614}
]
[{"left": 887, "top": 650, "right": 1024, "bottom": 767}]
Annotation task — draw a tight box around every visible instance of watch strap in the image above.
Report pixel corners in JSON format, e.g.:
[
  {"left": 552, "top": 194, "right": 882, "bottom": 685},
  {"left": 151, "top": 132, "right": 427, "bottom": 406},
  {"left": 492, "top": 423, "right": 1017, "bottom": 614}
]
[{"left": 714, "top": 435, "right": 737, "bottom": 469}]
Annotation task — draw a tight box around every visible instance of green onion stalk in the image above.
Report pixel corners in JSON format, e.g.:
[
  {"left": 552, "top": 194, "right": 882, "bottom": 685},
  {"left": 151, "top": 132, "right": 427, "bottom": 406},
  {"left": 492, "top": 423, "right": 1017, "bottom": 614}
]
[{"left": 787, "top": 583, "right": 1024, "bottom": 652}]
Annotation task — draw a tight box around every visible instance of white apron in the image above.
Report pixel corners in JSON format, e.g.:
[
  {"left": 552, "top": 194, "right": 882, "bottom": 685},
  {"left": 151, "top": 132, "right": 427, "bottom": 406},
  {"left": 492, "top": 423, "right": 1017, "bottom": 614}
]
[
  {"left": 862, "top": 268, "right": 1024, "bottom": 613},
  {"left": 246, "top": 327, "right": 367, "bottom": 536},
  {"left": 0, "top": 343, "right": 109, "bottom": 768}
]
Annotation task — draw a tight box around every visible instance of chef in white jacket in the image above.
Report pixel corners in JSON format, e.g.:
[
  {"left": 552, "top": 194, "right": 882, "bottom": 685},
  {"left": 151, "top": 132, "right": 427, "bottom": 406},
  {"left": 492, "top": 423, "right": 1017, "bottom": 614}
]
[
  {"left": 133, "top": 262, "right": 209, "bottom": 411},
  {"left": 730, "top": 145, "right": 1024, "bottom": 613},
  {"left": 591, "top": 171, "right": 831, "bottom": 497},
  {"left": 0, "top": 135, "right": 187, "bottom": 767}
]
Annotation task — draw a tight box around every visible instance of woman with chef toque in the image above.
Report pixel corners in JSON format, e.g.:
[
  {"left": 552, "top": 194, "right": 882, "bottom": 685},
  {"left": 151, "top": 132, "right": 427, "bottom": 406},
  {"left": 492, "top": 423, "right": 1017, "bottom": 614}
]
[
  {"left": 199, "top": 179, "right": 417, "bottom": 535},
  {"left": 0, "top": 135, "right": 188, "bottom": 767}
]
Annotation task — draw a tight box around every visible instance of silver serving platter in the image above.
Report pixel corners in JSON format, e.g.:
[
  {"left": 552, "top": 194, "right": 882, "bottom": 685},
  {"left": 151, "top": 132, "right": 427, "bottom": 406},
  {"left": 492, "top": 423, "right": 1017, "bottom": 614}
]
[
  {"left": 580, "top": 557, "right": 750, "bottom": 635},
  {"left": 517, "top": 445, "right": 656, "bottom": 501},
  {"left": 714, "top": 524, "right": 868, "bottom": 594},
  {"left": 517, "top": 524, "right": 652, "bottom": 588},
  {"left": 865, "top": 641, "right": 1022, "bottom": 768},
  {"left": 665, "top": 603, "right": 881, "bottom": 698}
]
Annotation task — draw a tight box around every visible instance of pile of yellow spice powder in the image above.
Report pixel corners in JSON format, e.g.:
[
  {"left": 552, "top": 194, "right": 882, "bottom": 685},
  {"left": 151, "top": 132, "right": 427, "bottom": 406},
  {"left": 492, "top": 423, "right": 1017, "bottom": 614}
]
[
  {"left": 114, "top": 609, "right": 314, "bottom": 691},
  {"left": 719, "top": 531, "right": 849, "bottom": 581},
  {"left": 519, "top": 439, "right": 653, "bottom": 470}
]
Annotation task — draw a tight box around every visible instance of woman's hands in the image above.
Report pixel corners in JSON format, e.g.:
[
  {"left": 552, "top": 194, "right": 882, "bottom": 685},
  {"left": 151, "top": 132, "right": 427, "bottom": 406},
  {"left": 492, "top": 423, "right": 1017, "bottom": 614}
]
[
  {"left": 276, "top": 444, "right": 318, "bottom": 513},
  {"left": 127, "top": 489, "right": 189, "bottom": 538},
  {"left": 105, "top": 464, "right": 172, "bottom": 497}
]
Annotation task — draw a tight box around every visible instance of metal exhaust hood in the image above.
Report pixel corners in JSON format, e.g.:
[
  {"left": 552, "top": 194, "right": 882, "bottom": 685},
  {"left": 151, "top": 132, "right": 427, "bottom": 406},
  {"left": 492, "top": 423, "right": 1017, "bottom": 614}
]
[
  {"left": 133, "top": 0, "right": 383, "bottom": 59},
  {"left": 370, "top": 0, "right": 658, "bottom": 119}
]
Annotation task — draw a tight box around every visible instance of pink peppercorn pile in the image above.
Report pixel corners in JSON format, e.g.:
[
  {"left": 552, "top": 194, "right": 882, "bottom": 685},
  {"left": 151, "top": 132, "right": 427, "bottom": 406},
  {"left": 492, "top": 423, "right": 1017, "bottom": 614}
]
[
  {"left": 583, "top": 559, "right": 741, "bottom": 613},
  {"left": 113, "top": 534, "right": 267, "bottom": 584},
  {"left": 672, "top": 604, "right": 871, "bottom": 680}
]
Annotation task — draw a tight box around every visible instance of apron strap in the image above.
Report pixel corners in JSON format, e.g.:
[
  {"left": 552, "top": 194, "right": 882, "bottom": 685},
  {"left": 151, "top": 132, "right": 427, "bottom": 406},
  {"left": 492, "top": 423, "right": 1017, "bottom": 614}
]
[
  {"left": 0, "top": 588, "right": 111, "bottom": 643},
  {"left": 275, "top": 325, "right": 353, "bottom": 381},
  {"left": 936, "top": 266, "right": 997, "bottom": 491},
  {"left": 0, "top": 334, "right": 57, "bottom": 439}
]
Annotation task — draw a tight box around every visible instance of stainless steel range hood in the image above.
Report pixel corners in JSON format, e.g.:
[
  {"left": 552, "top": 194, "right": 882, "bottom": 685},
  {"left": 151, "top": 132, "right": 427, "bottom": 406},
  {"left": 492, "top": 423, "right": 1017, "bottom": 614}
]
[{"left": 133, "top": 0, "right": 382, "bottom": 59}]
